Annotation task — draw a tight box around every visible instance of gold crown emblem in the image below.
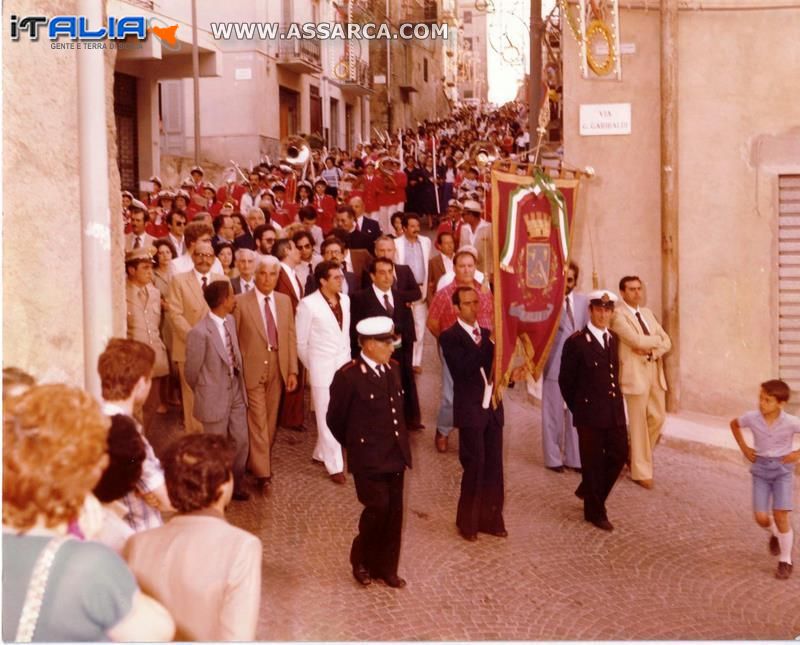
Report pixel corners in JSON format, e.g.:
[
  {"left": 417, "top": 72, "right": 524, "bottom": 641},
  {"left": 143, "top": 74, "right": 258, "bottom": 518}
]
[{"left": 524, "top": 211, "right": 551, "bottom": 239}]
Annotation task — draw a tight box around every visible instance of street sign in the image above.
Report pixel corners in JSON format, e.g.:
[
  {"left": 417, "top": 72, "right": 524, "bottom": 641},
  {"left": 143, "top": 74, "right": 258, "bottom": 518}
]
[{"left": 579, "top": 103, "right": 631, "bottom": 136}]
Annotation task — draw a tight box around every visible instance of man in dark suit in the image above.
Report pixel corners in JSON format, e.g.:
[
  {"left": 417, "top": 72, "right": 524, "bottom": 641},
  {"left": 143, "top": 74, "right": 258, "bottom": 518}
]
[
  {"left": 558, "top": 289, "right": 628, "bottom": 532},
  {"left": 307, "top": 236, "right": 359, "bottom": 295},
  {"left": 367, "top": 236, "right": 420, "bottom": 305},
  {"left": 350, "top": 258, "right": 423, "bottom": 429},
  {"left": 184, "top": 280, "right": 250, "bottom": 500},
  {"left": 328, "top": 316, "right": 412, "bottom": 589},
  {"left": 440, "top": 286, "right": 506, "bottom": 542},
  {"left": 231, "top": 248, "right": 257, "bottom": 295},
  {"left": 334, "top": 205, "right": 375, "bottom": 252},
  {"left": 349, "top": 196, "right": 382, "bottom": 246}
]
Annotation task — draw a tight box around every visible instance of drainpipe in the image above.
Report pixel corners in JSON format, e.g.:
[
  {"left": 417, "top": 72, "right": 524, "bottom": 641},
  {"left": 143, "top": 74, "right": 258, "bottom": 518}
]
[
  {"left": 661, "top": 0, "right": 680, "bottom": 411},
  {"left": 77, "top": 0, "right": 114, "bottom": 397}
]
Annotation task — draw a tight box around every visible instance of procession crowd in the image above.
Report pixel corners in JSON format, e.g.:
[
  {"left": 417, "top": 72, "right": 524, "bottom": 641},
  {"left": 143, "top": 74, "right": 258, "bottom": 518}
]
[{"left": 4, "top": 102, "right": 798, "bottom": 642}]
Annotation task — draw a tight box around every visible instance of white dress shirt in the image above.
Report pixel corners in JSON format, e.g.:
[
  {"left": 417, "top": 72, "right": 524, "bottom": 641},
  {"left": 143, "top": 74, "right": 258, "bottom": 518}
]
[
  {"left": 457, "top": 317, "right": 482, "bottom": 342},
  {"left": 255, "top": 288, "right": 279, "bottom": 339},
  {"left": 587, "top": 321, "right": 610, "bottom": 347},
  {"left": 360, "top": 351, "right": 384, "bottom": 377},
  {"left": 208, "top": 312, "right": 230, "bottom": 352},
  {"left": 622, "top": 301, "right": 650, "bottom": 333},
  {"left": 372, "top": 284, "right": 394, "bottom": 312},
  {"left": 280, "top": 261, "right": 302, "bottom": 300}
]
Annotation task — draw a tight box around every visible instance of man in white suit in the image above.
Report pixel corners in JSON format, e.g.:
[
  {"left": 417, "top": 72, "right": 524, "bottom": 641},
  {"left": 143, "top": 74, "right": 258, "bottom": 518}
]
[
  {"left": 542, "top": 261, "right": 588, "bottom": 473},
  {"left": 296, "top": 260, "right": 351, "bottom": 483},
  {"left": 393, "top": 213, "right": 431, "bottom": 371}
]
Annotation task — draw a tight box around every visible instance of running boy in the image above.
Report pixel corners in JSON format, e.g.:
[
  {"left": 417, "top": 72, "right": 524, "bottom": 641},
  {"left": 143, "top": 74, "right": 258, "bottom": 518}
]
[{"left": 730, "top": 379, "right": 800, "bottom": 579}]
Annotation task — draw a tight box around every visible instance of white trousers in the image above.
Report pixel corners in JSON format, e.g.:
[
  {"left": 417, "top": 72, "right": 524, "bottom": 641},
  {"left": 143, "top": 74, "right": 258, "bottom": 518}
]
[
  {"left": 411, "top": 300, "right": 428, "bottom": 367},
  {"left": 311, "top": 385, "right": 344, "bottom": 475}
]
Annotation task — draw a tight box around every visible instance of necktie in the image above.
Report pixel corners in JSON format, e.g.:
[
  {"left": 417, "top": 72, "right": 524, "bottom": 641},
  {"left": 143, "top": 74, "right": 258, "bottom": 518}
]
[
  {"left": 383, "top": 293, "right": 394, "bottom": 317},
  {"left": 244, "top": 283, "right": 251, "bottom": 293},
  {"left": 133, "top": 236, "right": 141, "bottom": 249},
  {"left": 635, "top": 311, "right": 650, "bottom": 335},
  {"left": 342, "top": 260, "right": 348, "bottom": 272},
  {"left": 472, "top": 327, "right": 482, "bottom": 345},
  {"left": 565, "top": 296, "right": 575, "bottom": 329},
  {"left": 603, "top": 331, "right": 610, "bottom": 350},
  {"left": 223, "top": 321, "right": 238, "bottom": 377},
  {"left": 201, "top": 276, "right": 208, "bottom": 289},
  {"left": 264, "top": 296, "right": 278, "bottom": 348}
]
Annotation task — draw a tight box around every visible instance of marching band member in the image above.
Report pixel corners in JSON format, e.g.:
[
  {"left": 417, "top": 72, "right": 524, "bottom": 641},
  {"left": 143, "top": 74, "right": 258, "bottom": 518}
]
[{"left": 313, "top": 178, "right": 337, "bottom": 235}]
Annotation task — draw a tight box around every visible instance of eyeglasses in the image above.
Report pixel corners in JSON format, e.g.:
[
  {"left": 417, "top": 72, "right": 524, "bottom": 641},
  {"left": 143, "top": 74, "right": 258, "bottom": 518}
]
[
  {"left": 193, "top": 253, "right": 214, "bottom": 259},
  {"left": 174, "top": 222, "right": 186, "bottom": 227},
  {"left": 566, "top": 277, "right": 576, "bottom": 284}
]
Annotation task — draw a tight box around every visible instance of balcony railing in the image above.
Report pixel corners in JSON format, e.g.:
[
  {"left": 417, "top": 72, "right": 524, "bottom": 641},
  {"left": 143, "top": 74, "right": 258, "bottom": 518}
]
[
  {"left": 332, "top": 57, "right": 373, "bottom": 95},
  {"left": 275, "top": 27, "right": 322, "bottom": 74},
  {"left": 403, "top": 0, "right": 438, "bottom": 24}
]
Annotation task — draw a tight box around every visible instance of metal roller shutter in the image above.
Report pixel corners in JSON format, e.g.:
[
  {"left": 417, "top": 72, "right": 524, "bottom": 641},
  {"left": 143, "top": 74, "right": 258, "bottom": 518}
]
[{"left": 778, "top": 174, "right": 800, "bottom": 392}]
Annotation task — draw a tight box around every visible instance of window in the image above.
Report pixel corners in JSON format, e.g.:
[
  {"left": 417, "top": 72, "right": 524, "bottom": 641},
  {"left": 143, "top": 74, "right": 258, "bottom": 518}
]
[
  {"left": 463, "top": 10, "right": 472, "bottom": 24},
  {"left": 779, "top": 174, "right": 800, "bottom": 394},
  {"left": 464, "top": 37, "right": 472, "bottom": 50}
]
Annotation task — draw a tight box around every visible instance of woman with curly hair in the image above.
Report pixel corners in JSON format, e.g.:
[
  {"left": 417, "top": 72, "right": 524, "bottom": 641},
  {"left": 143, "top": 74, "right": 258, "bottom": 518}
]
[{"left": 2, "top": 384, "right": 175, "bottom": 642}]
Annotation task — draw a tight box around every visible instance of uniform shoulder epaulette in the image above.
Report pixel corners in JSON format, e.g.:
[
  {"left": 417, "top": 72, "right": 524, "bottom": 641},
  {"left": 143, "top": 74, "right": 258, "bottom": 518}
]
[
  {"left": 568, "top": 330, "right": 583, "bottom": 340},
  {"left": 340, "top": 359, "right": 358, "bottom": 372}
]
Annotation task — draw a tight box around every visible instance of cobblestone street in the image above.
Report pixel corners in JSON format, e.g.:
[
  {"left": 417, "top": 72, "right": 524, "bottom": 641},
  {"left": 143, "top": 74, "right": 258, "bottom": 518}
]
[{"left": 151, "top": 339, "right": 800, "bottom": 641}]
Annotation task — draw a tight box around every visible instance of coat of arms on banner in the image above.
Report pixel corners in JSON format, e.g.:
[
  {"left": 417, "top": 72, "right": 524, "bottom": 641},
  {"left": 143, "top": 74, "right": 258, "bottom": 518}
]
[{"left": 492, "top": 170, "right": 579, "bottom": 399}]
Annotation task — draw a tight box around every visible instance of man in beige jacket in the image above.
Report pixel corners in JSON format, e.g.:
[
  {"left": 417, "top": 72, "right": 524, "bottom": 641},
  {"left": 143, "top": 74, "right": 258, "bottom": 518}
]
[
  {"left": 166, "top": 240, "right": 228, "bottom": 433},
  {"left": 611, "top": 276, "right": 672, "bottom": 489},
  {"left": 124, "top": 434, "right": 261, "bottom": 641}
]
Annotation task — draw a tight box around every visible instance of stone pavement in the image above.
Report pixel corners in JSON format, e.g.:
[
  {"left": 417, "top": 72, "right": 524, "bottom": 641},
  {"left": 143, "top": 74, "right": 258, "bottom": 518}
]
[{"left": 149, "top": 338, "right": 800, "bottom": 641}]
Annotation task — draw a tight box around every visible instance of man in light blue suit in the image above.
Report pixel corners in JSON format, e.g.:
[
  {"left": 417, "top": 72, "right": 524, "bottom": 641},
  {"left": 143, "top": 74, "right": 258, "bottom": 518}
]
[{"left": 541, "top": 261, "right": 588, "bottom": 473}]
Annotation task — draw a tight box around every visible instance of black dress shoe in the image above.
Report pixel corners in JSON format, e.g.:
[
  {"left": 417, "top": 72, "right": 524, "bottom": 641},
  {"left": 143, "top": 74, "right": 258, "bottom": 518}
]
[
  {"left": 232, "top": 489, "right": 251, "bottom": 501},
  {"left": 565, "top": 466, "right": 582, "bottom": 474},
  {"left": 574, "top": 485, "right": 585, "bottom": 500},
  {"left": 588, "top": 518, "right": 614, "bottom": 531},
  {"left": 458, "top": 529, "right": 478, "bottom": 542},
  {"left": 484, "top": 529, "right": 508, "bottom": 538},
  {"left": 380, "top": 574, "right": 407, "bottom": 588},
  {"left": 352, "top": 564, "right": 372, "bottom": 586},
  {"left": 546, "top": 465, "right": 565, "bottom": 473}
]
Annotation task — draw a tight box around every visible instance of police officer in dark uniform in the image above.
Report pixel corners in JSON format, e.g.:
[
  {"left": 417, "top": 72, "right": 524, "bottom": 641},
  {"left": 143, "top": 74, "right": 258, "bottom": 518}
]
[
  {"left": 328, "top": 316, "right": 412, "bottom": 588},
  {"left": 558, "top": 289, "right": 628, "bottom": 531}
]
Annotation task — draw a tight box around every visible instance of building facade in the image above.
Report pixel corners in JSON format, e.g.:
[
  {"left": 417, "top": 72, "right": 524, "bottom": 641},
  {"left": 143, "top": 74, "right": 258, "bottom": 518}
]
[
  {"left": 561, "top": 1, "right": 800, "bottom": 415},
  {"left": 456, "top": 2, "right": 488, "bottom": 103}
]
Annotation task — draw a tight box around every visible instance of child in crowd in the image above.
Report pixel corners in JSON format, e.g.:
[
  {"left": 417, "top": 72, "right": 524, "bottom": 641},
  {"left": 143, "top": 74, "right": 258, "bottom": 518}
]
[{"left": 730, "top": 379, "right": 800, "bottom": 579}]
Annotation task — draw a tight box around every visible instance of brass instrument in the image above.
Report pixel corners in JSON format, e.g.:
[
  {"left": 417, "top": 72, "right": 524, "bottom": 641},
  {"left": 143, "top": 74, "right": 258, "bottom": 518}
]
[
  {"left": 455, "top": 140, "right": 499, "bottom": 169},
  {"left": 281, "top": 136, "right": 311, "bottom": 169},
  {"left": 468, "top": 140, "right": 500, "bottom": 168}
]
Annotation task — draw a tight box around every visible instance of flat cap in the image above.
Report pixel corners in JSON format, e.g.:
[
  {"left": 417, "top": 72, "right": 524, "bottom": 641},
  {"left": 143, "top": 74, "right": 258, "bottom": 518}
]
[{"left": 129, "top": 198, "right": 148, "bottom": 212}]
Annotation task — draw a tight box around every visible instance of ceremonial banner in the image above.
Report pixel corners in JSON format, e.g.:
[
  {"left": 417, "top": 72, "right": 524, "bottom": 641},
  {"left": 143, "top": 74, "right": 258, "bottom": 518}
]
[{"left": 492, "top": 169, "right": 579, "bottom": 398}]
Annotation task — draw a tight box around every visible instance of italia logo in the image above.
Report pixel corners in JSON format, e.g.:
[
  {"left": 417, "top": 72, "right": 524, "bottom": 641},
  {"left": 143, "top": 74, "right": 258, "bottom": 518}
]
[{"left": 10, "top": 14, "right": 179, "bottom": 48}]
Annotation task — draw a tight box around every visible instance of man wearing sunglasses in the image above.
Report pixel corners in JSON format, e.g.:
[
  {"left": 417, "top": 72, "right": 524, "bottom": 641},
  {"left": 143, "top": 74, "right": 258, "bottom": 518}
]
[{"left": 542, "top": 261, "right": 587, "bottom": 474}]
